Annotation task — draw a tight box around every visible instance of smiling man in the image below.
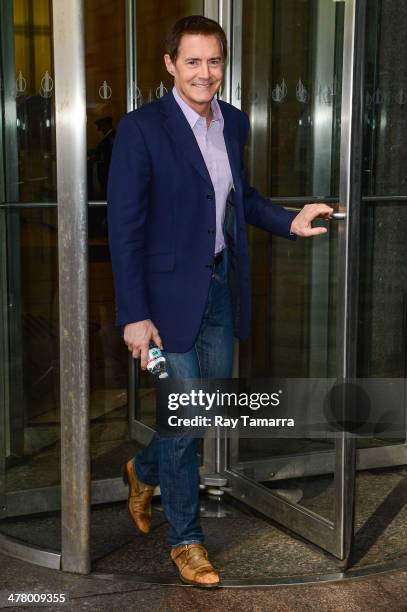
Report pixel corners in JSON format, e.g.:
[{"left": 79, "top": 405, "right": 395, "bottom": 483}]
[{"left": 107, "top": 15, "right": 332, "bottom": 588}]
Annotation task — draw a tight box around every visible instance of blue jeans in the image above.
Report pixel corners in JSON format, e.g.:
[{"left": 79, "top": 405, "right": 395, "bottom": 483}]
[{"left": 133, "top": 251, "right": 234, "bottom": 547}]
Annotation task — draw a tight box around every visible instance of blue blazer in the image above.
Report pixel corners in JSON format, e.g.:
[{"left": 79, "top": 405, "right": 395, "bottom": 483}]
[{"left": 106, "top": 91, "right": 296, "bottom": 353}]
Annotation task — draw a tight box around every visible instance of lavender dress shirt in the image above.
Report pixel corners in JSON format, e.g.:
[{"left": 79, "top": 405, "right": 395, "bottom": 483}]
[{"left": 172, "top": 86, "right": 234, "bottom": 255}]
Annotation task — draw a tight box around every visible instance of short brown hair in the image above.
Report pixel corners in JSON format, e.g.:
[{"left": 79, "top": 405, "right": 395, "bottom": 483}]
[{"left": 165, "top": 15, "right": 227, "bottom": 63}]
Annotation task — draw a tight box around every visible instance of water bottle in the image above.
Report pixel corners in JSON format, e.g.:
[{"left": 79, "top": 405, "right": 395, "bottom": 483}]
[{"left": 146, "top": 342, "right": 169, "bottom": 379}]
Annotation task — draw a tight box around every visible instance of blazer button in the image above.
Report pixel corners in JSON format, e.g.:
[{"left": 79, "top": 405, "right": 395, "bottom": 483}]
[
  {"left": 208, "top": 229, "right": 215, "bottom": 234},
  {"left": 207, "top": 194, "right": 214, "bottom": 200}
]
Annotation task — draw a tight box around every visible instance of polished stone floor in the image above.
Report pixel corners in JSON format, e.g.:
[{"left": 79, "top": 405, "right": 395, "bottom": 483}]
[
  {"left": 3, "top": 391, "right": 407, "bottom": 582},
  {"left": 2, "top": 547, "right": 407, "bottom": 612},
  {"left": 2, "top": 464, "right": 407, "bottom": 582}
]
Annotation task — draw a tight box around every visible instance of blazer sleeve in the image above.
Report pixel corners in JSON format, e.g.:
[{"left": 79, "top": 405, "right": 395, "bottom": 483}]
[
  {"left": 107, "top": 114, "right": 152, "bottom": 327},
  {"left": 240, "top": 112, "right": 297, "bottom": 239}
]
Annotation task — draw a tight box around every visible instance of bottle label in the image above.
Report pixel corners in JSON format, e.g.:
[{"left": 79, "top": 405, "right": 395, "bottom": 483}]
[{"left": 147, "top": 356, "right": 165, "bottom": 372}]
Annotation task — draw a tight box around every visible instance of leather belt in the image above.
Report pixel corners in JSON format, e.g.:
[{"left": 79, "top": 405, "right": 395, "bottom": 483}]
[{"left": 213, "top": 250, "right": 224, "bottom": 266}]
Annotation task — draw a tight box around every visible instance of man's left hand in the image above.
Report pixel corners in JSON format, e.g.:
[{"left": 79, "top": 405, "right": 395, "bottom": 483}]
[{"left": 290, "top": 203, "right": 334, "bottom": 237}]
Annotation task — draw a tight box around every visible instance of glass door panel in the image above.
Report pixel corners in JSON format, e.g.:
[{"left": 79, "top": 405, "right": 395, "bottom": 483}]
[
  {"left": 0, "top": 0, "right": 61, "bottom": 550},
  {"left": 84, "top": 0, "right": 206, "bottom": 472},
  {"left": 221, "top": 0, "right": 354, "bottom": 558},
  {"left": 84, "top": 0, "right": 134, "bottom": 482},
  {"left": 128, "top": 0, "right": 205, "bottom": 446},
  {"left": 236, "top": 221, "right": 338, "bottom": 523},
  {"left": 353, "top": 0, "right": 407, "bottom": 554}
]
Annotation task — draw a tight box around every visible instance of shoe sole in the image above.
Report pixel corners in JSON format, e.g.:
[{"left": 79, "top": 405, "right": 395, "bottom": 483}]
[
  {"left": 171, "top": 559, "right": 220, "bottom": 588},
  {"left": 179, "top": 574, "right": 221, "bottom": 588},
  {"left": 121, "top": 460, "right": 150, "bottom": 536}
]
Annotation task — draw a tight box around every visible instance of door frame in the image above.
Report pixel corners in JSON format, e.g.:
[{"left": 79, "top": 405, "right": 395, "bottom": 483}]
[{"left": 218, "top": 0, "right": 365, "bottom": 561}]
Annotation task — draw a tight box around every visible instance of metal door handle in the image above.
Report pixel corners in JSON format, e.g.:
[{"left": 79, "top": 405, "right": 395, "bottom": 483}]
[{"left": 283, "top": 207, "right": 347, "bottom": 220}]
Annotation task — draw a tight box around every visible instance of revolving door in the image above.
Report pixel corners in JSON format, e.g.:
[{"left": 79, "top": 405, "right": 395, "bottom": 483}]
[{"left": 2, "top": 0, "right": 407, "bottom": 581}]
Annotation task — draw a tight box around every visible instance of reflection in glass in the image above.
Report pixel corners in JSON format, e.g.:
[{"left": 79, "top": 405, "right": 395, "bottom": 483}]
[
  {"left": 85, "top": 1, "right": 205, "bottom": 478},
  {"left": 85, "top": 0, "right": 126, "bottom": 202},
  {"left": 233, "top": 0, "right": 407, "bottom": 528},
  {"left": 135, "top": 0, "right": 204, "bottom": 108},
  {"left": 241, "top": 0, "right": 343, "bottom": 199},
  {"left": 133, "top": 0, "right": 205, "bottom": 436},
  {"left": 359, "top": 204, "right": 407, "bottom": 378},
  {"left": 356, "top": 0, "right": 407, "bottom": 458},
  {"left": 363, "top": 0, "right": 407, "bottom": 197},
  {"left": 84, "top": 0, "right": 137, "bottom": 479},
  {"left": 234, "top": 0, "right": 344, "bottom": 521},
  {"left": 2, "top": 207, "right": 60, "bottom": 494},
  {"left": 239, "top": 0, "right": 343, "bottom": 380},
  {"left": 0, "top": 1, "right": 60, "bottom": 551},
  {"left": 12, "top": 0, "right": 56, "bottom": 203},
  {"left": 355, "top": 0, "right": 407, "bottom": 542}
]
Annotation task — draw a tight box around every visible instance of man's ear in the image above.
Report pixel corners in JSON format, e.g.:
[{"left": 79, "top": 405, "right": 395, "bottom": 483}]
[{"left": 164, "top": 53, "right": 175, "bottom": 77}]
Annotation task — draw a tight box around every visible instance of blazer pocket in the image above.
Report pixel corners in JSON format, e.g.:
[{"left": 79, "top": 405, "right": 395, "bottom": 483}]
[{"left": 145, "top": 252, "right": 175, "bottom": 272}]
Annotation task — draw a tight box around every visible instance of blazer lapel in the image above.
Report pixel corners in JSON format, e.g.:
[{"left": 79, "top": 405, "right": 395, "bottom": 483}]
[
  {"left": 159, "top": 92, "right": 243, "bottom": 196},
  {"left": 219, "top": 101, "right": 242, "bottom": 196},
  {"left": 160, "top": 92, "right": 213, "bottom": 189}
]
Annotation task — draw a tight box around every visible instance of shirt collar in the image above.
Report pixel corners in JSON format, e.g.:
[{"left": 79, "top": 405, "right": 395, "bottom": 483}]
[{"left": 172, "top": 85, "right": 223, "bottom": 129}]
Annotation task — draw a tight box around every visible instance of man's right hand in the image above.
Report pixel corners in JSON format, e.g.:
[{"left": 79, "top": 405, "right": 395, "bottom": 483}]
[{"left": 123, "top": 320, "right": 163, "bottom": 370}]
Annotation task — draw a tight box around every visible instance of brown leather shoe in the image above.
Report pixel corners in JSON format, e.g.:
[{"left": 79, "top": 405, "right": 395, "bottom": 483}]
[
  {"left": 170, "top": 544, "right": 220, "bottom": 588},
  {"left": 122, "top": 458, "right": 155, "bottom": 535}
]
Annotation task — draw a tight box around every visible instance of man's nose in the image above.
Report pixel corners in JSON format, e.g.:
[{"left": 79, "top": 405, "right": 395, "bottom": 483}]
[{"left": 198, "top": 62, "right": 211, "bottom": 79}]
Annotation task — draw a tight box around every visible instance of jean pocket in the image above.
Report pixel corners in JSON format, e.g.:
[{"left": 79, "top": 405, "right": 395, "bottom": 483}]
[{"left": 212, "top": 267, "right": 228, "bottom": 285}]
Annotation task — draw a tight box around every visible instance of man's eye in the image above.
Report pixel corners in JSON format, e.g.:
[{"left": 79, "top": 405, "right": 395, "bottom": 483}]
[
  {"left": 187, "top": 60, "right": 198, "bottom": 65},
  {"left": 209, "top": 60, "right": 221, "bottom": 66}
]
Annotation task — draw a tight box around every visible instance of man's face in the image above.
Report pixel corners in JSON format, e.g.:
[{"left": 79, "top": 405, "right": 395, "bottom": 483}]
[{"left": 164, "top": 33, "right": 224, "bottom": 112}]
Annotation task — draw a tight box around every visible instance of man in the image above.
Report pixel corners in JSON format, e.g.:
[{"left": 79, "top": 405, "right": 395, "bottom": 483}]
[{"left": 107, "top": 15, "right": 332, "bottom": 588}]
